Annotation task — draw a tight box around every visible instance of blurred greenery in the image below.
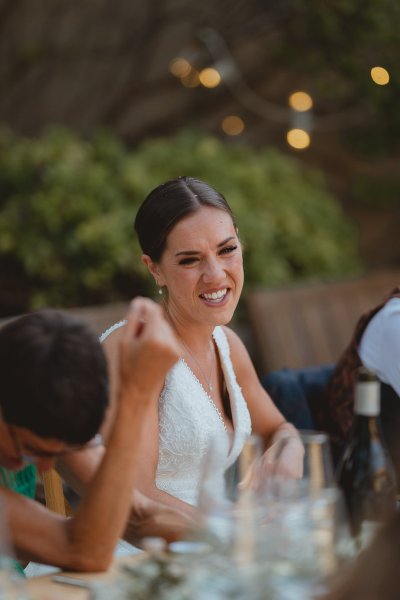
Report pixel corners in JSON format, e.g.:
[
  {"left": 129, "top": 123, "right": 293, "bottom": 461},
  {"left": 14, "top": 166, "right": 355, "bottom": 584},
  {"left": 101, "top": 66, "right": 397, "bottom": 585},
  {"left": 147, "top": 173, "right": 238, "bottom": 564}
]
[{"left": 0, "top": 127, "right": 362, "bottom": 314}]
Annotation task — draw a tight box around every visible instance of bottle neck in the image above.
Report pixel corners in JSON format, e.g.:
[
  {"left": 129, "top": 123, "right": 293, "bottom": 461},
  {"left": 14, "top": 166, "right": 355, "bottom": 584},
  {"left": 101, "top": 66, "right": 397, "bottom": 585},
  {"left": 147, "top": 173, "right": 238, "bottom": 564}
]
[
  {"left": 352, "top": 413, "right": 381, "bottom": 441},
  {"left": 354, "top": 380, "right": 380, "bottom": 417}
]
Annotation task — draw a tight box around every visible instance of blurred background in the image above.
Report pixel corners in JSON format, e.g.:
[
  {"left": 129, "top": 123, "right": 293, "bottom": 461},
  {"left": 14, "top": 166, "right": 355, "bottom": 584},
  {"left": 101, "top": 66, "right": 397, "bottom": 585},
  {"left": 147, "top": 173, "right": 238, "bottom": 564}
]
[{"left": 0, "top": 0, "right": 399, "bottom": 316}]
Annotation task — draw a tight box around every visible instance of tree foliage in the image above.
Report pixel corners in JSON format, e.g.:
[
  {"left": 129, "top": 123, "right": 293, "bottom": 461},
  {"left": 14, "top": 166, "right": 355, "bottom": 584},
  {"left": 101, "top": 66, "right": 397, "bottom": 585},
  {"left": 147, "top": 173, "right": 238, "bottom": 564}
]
[{"left": 0, "top": 127, "right": 361, "bottom": 314}]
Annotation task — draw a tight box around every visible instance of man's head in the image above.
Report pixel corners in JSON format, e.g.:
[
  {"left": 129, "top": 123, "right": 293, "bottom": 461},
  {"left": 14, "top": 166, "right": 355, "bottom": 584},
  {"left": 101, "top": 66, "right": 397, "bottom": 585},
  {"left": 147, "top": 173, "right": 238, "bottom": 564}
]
[{"left": 0, "top": 309, "right": 109, "bottom": 470}]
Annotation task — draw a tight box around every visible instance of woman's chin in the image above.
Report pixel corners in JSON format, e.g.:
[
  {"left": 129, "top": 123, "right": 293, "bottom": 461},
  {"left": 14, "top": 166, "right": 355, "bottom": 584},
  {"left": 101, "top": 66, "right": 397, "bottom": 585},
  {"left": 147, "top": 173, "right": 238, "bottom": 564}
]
[{"left": 198, "top": 300, "right": 238, "bottom": 325}]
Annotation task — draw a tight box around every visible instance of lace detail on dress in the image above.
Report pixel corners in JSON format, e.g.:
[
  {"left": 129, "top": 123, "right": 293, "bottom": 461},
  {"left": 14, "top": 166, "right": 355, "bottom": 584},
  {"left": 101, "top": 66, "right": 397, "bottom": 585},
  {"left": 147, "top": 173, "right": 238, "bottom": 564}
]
[
  {"left": 180, "top": 358, "right": 228, "bottom": 433},
  {"left": 98, "top": 321, "right": 252, "bottom": 507},
  {"left": 156, "top": 326, "right": 252, "bottom": 506}
]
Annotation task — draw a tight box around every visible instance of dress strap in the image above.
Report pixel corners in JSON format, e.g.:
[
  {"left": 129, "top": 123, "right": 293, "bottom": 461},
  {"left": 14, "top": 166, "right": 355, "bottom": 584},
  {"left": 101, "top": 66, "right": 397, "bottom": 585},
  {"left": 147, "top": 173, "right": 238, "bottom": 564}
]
[{"left": 99, "top": 320, "right": 127, "bottom": 343}]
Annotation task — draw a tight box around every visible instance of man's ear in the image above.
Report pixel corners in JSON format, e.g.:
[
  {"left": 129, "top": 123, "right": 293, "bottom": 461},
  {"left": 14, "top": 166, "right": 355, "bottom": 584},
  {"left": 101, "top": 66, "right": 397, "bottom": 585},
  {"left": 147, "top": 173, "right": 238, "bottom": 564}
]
[{"left": 141, "top": 255, "right": 165, "bottom": 286}]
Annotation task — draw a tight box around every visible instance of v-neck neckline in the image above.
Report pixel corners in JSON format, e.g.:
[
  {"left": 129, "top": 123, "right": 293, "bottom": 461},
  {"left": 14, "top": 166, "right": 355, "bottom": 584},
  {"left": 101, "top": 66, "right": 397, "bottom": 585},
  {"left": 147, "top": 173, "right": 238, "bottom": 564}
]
[{"left": 179, "top": 330, "right": 235, "bottom": 442}]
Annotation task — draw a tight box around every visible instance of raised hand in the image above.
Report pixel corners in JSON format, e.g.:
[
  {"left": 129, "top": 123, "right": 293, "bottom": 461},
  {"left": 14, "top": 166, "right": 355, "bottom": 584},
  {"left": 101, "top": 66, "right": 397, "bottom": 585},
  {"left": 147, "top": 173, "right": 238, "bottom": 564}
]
[{"left": 118, "top": 297, "right": 180, "bottom": 401}]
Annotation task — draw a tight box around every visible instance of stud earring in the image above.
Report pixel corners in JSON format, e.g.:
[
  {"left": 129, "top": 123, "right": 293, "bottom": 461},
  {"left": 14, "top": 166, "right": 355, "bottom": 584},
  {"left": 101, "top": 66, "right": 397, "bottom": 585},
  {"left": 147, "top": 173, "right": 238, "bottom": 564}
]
[{"left": 156, "top": 281, "right": 163, "bottom": 296}]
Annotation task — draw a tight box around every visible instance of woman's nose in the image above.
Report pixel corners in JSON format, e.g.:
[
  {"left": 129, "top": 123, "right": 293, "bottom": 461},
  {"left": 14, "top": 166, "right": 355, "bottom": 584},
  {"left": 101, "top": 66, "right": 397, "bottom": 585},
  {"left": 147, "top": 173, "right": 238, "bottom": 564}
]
[{"left": 202, "top": 258, "right": 224, "bottom": 282}]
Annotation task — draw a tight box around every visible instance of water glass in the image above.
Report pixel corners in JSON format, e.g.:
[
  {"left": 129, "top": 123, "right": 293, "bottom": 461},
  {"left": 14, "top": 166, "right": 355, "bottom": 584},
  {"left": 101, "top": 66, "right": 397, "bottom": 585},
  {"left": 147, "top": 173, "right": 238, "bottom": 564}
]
[
  {"left": 258, "top": 431, "right": 353, "bottom": 598},
  {"left": 196, "top": 434, "right": 265, "bottom": 597}
]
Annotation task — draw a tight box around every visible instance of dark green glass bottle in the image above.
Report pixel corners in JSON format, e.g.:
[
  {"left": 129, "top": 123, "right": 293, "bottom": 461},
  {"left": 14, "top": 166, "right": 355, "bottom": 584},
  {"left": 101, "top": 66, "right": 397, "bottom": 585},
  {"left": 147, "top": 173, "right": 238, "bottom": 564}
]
[{"left": 336, "top": 367, "right": 397, "bottom": 550}]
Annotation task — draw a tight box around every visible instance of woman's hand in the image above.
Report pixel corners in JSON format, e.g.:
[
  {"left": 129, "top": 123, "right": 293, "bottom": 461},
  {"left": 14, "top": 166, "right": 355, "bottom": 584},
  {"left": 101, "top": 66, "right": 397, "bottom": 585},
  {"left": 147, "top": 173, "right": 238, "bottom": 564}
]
[
  {"left": 261, "top": 433, "right": 305, "bottom": 480},
  {"left": 124, "top": 490, "right": 198, "bottom": 545},
  {"left": 238, "top": 430, "right": 304, "bottom": 492}
]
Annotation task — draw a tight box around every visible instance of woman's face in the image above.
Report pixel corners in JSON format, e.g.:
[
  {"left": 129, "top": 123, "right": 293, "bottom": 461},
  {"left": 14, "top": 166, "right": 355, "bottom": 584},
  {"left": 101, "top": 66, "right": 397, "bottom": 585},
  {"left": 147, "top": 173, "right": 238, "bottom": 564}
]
[{"left": 144, "top": 205, "right": 244, "bottom": 328}]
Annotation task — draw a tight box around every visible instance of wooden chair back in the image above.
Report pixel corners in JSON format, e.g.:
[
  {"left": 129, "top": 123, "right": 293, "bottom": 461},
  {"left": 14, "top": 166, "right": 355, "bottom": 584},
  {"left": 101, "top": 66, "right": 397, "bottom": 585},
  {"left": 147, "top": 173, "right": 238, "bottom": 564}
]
[
  {"left": 246, "top": 269, "right": 400, "bottom": 373},
  {"left": 40, "top": 469, "right": 68, "bottom": 516},
  {"left": 41, "top": 469, "right": 75, "bottom": 516}
]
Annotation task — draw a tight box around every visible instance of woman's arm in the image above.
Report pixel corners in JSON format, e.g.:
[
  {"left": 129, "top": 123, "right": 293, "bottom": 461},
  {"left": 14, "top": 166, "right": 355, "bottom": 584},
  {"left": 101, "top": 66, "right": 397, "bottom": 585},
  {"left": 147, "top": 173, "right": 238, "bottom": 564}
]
[{"left": 224, "top": 326, "right": 304, "bottom": 478}]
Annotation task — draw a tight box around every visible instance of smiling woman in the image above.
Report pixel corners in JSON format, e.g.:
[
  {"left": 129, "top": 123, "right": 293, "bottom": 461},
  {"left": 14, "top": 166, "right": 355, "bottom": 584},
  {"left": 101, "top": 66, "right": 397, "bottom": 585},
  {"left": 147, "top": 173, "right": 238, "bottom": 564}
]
[{"left": 97, "top": 176, "right": 304, "bottom": 518}]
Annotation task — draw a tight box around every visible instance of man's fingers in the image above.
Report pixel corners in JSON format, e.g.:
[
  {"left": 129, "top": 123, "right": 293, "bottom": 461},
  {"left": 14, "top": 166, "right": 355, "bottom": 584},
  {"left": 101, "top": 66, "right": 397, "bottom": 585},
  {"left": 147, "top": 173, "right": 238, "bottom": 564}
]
[{"left": 123, "top": 297, "right": 161, "bottom": 340}]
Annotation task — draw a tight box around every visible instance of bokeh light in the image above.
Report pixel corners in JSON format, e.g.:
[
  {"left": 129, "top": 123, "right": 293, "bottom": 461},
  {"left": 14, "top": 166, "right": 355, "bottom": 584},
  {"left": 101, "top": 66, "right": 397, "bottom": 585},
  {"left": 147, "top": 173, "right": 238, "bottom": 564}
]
[
  {"left": 287, "top": 128, "right": 310, "bottom": 150},
  {"left": 199, "top": 67, "right": 221, "bottom": 88},
  {"left": 221, "top": 115, "right": 245, "bottom": 135},
  {"left": 180, "top": 69, "right": 200, "bottom": 88},
  {"left": 288, "top": 91, "right": 313, "bottom": 112},
  {"left": 370, "top": 66, "right": 390, "bottom": 86},
  {"left": 169, "top": 57, "right": 192, "bottom": 78}
]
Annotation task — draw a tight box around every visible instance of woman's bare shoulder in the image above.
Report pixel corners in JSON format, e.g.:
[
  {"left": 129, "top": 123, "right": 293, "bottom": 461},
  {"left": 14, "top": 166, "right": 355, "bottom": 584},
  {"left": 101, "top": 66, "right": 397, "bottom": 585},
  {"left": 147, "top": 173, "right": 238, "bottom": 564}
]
[{"left": 219, "top": 325, "right": 246, "bottom": 350}]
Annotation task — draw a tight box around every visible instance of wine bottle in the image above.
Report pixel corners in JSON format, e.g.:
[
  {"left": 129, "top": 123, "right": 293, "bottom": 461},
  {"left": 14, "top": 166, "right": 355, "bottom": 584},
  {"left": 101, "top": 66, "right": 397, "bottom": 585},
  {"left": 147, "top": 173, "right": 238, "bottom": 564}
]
[{"left": 336, "top": 367, "right": 397, "bottom": 550}]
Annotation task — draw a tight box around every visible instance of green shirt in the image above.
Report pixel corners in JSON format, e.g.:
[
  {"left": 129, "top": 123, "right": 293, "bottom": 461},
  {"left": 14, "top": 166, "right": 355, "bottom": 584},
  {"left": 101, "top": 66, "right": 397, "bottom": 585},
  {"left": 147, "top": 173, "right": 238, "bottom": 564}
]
[
  {"left": 0, "top": 464, "right": 37, "bottom": 575},
  {"left": 0, "top": 464, "right": 37, "bottom": 498}
]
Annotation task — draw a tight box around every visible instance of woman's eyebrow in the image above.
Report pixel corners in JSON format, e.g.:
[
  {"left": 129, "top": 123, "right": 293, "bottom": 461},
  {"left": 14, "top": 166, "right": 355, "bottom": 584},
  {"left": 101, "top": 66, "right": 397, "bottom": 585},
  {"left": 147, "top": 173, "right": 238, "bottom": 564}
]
[
  {"left": 175, "top": 236, "right": 236, "bottom": 257},
  {"left": 175, "top": 249, "right": 199, "bottom": 257},
  {"left": 217, "top": 236, "right": 236, "bottom": 248}
]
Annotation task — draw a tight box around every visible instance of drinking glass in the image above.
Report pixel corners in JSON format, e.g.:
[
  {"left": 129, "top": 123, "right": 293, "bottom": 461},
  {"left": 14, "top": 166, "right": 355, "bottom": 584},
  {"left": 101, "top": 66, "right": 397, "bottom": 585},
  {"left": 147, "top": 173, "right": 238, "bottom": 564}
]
[
  {"left": 258, "top": 431, "right": 353, "bottom": 599},
  {"left": 195, "top": 433, "right": 265, "bottom": 598},
  {"left": 198, "top": 433, "right": 264, "bottom": 548}
]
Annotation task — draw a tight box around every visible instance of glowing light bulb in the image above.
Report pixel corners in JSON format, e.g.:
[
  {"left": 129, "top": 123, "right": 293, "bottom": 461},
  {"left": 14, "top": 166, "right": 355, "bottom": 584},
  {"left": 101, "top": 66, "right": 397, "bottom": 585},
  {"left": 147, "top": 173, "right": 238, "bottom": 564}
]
[
  {"left": 370, "top": 66, "right": 390, "bottom": 86},
  {"left": 221, "top": 116, "right": 245, "bottom": 136},
  {"left": 289, "top": 91, "right": 313, "bottom": 112},
  {"left": 199, "top": 67, "right": 221, "bottom": 88},
  {"left": 180, "top": 69, "right": 200, "bottom": 88},
  {"left": 287, "top": 129, "right": 310, "bottom": 150},
  {"left": 169, "top": 57, "right": 192, "bottom": 78}
]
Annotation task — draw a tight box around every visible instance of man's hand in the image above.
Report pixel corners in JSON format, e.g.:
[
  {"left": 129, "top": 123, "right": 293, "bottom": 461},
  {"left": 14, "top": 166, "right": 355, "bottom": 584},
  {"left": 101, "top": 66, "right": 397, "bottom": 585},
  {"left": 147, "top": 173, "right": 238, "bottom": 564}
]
[{"left": 118, "top": 298, "right": 180, "bottom": 400}]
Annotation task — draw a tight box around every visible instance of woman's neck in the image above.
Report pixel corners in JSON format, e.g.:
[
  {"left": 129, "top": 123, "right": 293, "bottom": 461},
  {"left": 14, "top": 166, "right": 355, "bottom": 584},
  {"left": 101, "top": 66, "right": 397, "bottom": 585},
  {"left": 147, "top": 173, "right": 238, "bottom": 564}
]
[{"left": 162, "top": 304, "right": 215, "bottom": 351}]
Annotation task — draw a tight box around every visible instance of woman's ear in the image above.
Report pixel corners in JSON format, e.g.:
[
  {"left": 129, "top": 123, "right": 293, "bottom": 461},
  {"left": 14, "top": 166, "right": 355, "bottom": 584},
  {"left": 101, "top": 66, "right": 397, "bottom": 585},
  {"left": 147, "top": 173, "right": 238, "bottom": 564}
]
[{"left": 141, "top": 255, "right": 165, "bottom": 286}]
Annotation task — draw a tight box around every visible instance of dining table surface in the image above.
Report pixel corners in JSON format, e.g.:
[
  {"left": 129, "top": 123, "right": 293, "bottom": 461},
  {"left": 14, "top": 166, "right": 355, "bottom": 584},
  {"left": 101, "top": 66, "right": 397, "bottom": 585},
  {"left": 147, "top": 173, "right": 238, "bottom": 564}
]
[{"left": 25, "top": 553, "right": 143, "bottom": 600}]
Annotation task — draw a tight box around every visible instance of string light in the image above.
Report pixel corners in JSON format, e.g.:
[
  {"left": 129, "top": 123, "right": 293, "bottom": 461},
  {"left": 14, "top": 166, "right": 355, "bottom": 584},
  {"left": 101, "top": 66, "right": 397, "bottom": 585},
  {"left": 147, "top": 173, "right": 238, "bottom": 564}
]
[
  {"left": 287, "top": 129, "right": 310, "bottom": 150},
  {"left": 199, "top": 28, "right": 371, "bottom": 130},
  {"left": 221, "top": 115, "right": 245, "bottom": 135},
  {"left": 288, "top": 91, "right": 313, "bottom": 148},
  {"left": 370, "top": 66, "right": 390, "bottom": 86},
  {"left": 180, "top": 69, "right": 200, "bottom": 88},
  {"left": 170, "top": 27, "right": 370, "bottom": 145},
  {"left": 169, "top": 58, "right": 192, "bottom": 78},
  {"left": 289, "top": 91, "right": 313, "bottom": 112},
  {"left": 199, "top": 67, "right": 221, "bottom": 88}
]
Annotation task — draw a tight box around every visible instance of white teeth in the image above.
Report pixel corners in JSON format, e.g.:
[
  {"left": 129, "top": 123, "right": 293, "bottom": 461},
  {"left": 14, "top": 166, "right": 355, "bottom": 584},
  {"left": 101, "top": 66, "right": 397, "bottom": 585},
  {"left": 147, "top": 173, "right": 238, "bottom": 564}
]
[{"left": 202, "top": 288, "right": 227, "bottom": 301}]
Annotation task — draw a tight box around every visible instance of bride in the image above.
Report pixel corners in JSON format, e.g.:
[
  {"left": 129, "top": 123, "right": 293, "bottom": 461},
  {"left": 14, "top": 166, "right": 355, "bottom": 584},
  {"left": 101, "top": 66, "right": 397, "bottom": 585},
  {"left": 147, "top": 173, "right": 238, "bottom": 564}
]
[{"left": 100, "top": 176, "right": 304, "bottom": 512}]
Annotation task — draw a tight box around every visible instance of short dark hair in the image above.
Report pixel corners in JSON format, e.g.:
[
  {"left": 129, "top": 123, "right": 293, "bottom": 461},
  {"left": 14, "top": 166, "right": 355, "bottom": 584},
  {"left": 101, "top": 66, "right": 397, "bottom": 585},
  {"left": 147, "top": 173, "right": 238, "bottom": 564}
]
[
  {"left": 134, "top": 176, "right": 237, "bottom": 261},
  {"left": 0, "top": 310, "right": 109, "bottom": 445}
]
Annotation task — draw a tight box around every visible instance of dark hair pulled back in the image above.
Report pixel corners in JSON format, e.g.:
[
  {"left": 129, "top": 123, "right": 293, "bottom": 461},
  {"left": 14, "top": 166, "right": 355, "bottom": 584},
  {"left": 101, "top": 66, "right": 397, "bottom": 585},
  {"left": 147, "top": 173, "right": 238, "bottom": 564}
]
[{"left": 134, "top": 176, "right": 237, "bottom": 261}]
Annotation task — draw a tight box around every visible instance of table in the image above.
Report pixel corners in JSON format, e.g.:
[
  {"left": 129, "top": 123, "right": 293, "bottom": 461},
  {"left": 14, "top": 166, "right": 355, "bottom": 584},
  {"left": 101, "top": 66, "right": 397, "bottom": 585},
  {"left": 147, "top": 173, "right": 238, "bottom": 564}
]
[{"left": 26, "top": 554, "right": 141, "bottom": 600}]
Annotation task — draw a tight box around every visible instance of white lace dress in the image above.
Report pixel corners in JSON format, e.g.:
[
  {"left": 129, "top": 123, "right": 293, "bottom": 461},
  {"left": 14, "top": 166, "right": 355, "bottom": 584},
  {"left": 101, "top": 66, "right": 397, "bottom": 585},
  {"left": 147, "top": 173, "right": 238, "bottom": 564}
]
[{"left": 100, "top": 323, "right": 252, "bottom": 506}]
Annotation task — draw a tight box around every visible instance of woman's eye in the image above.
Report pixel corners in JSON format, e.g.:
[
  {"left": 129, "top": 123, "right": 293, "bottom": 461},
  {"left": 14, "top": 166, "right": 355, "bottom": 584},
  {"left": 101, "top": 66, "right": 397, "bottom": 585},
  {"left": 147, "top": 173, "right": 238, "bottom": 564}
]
[
  {"left": 178, "top": 257, "right": 198, "bottom": 266},
  {"left": 219, "top": 245, "right": 237, "bottom": 255}
]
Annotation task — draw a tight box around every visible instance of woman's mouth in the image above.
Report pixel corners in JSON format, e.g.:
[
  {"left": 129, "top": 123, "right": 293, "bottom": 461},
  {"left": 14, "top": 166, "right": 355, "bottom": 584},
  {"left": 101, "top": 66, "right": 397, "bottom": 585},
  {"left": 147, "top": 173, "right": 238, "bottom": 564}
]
[{"left": 199, "top": 288, "right": 229, "bottom": 304}]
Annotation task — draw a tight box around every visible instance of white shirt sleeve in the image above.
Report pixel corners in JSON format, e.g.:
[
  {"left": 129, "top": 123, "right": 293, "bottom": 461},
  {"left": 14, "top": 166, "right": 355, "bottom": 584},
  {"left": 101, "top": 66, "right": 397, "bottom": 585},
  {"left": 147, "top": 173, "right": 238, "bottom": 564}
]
[{"left": 359, "top": 297, "right": 400, "bottom": 396}]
